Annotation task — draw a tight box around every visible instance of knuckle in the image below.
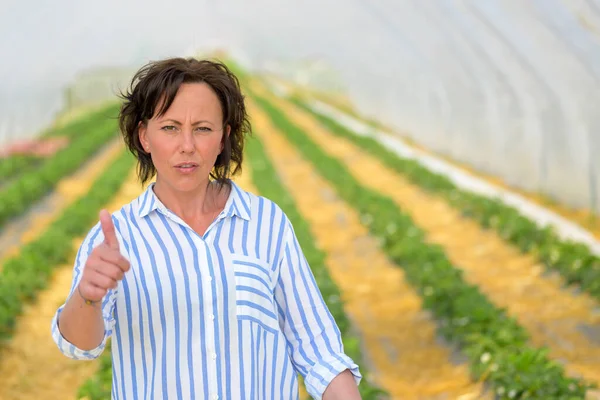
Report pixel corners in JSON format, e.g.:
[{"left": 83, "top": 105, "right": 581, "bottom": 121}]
[
  {"left": 112, "top": 269, "right": 122, "bottom": 281},
  {"left": 94, "top": 243, "right": 108, "bottom": 254}
]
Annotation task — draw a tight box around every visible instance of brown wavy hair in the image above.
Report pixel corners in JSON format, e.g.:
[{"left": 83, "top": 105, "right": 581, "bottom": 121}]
[{"left": 118, "top": 57, "right": 251, "bottom": 185}]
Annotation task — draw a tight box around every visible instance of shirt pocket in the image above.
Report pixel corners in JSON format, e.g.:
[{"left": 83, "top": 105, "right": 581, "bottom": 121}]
[{"left": 232, "top": 255, "right": 280, "bottom": 334}]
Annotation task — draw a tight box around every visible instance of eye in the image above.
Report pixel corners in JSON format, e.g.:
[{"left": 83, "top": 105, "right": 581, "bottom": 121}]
[
  {"left": 195, "top": 126, "right": 212, "bottom": 133},
  {"left": 161, "top": 125, "right": 177, "bottom": 132}
]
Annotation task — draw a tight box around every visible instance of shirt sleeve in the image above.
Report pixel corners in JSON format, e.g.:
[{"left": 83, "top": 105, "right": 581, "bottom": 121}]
[
  {"left": 273, "top": 219, "right": 362, "bottom": 399},
  {"left": 50, "top": 218, "right": 127, "bottom": 360}
]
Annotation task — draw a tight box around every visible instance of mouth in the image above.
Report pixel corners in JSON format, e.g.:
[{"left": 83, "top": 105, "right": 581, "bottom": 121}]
[{"left": 174, "top": 162, "right": 199, "bottom": 173}]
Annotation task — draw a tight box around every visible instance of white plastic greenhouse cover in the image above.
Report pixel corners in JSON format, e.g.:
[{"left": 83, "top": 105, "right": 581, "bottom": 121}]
[{"left": 1, "top": 0, "right": 600, "bottom": 211}]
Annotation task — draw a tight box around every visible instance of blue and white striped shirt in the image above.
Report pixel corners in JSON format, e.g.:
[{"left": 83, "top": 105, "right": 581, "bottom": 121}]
[{"left": 51, "top": 180, "right": 361, "bottom": 400}]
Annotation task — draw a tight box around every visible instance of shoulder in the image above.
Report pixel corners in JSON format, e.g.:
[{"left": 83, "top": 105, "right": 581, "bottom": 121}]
[
  {"left": 76, "top": 205, "right": 133, "bottom": 263},
  {"left": 78, "top": 185, "right": 149, "bottom": 261},
  {"left": 83, "top": 200, "right": 137, "bottom": 255},
  {"left": 239, "top": 189, "right": 299, "bottom": 249},
  {"left": 110, "top": 201, "right": 137, "bottom": 232},
  {"left": 108, "top": 200, "right": 139, "bottom": 251},
  {"left": 237, "top": 186, "right": 291, "bottom": 226}
]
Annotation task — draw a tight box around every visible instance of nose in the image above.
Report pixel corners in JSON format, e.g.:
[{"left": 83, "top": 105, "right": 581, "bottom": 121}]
[{"left": 179, "top": 129, "right": 195, "bottom": 154}]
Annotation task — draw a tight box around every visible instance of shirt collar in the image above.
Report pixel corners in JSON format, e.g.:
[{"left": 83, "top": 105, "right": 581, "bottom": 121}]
[{"left": 137, "top": 179, "right": 251, "bottom": 221}]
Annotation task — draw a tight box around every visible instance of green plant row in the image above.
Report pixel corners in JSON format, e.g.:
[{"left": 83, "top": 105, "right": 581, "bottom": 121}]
[
  {"left": 244, "top": 134, "right": 386, "bottom": 398},
  {"left": 289, "top": 94, "right": 600, "bottom": 304},
  {"left": 0, "top": 114, "right": 121, "bottom": 228},
  {"left": 45, "top": 103, "right": 121, "bottom": 138},
  {"left": 250, "top": 90, "right": 591, "bottom": 399},
  {"left": 0, "top": 155, "right": 40, "bottom": 185},
  {"left": 0, "top": 149, "right": 135, "bottom": 345},
  {"left": 0, "top": 103, "right": 120, "bottom": 183}
]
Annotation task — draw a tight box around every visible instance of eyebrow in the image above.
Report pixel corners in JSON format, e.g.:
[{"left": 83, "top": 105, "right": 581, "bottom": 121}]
[{"left": 160, "top": 119, "right": 214, "bottom": 126}]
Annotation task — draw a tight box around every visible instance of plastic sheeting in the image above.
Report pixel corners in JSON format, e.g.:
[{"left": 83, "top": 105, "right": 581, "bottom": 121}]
[
  {"left": 306, "top": 95, "right": 600, "bottom": 255},
  {"left": 2, "top": 0, "right": 599, "bottom": 211},
  {"left": 230, "top": 0, "right": 600, "bottom": 212}
]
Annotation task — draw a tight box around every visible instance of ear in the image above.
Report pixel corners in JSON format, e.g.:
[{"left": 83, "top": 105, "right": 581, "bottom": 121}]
[{"left": 138, "top": 121, "right": 150, "bottom": 153}]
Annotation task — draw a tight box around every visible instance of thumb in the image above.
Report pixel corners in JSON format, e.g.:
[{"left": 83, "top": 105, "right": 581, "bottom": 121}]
[{"left": 99, "top": 209, "right": 119, "bottom": 250}]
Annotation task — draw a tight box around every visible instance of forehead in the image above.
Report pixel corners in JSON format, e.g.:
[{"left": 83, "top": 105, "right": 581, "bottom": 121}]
[{"left": 155, "top": 82, "right": 222, "bottom": 120}]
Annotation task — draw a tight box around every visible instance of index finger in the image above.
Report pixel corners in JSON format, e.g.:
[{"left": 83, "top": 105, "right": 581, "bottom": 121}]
[{"left": 99, "top": 209, "right": 119, "bottom": 250}]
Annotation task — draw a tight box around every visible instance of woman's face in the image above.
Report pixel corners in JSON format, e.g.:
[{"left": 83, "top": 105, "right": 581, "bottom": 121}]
[{"left": 139, "top": 82, "right": 229, "bottom": 193}]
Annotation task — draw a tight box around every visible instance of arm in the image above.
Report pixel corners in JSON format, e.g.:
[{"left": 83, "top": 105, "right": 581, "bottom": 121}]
[
  {"left": 57, "top": 283, "right": 106, "bottom": 351},
  {"left": 323, "top": 369, "right": 362, "bottom": 400},
  {"left": 274, "top": 220, "right": 362, "bottom": 400},
  {"left": 52, "top": 210, "right": 129, "bottom": 359}
]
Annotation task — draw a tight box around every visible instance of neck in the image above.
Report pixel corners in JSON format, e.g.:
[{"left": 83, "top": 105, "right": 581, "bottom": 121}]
[{"left": 152, "top": 178, "right": 228, "bottom": 221}]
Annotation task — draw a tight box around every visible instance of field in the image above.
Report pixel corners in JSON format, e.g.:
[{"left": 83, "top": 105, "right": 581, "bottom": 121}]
[{"left": 0, "top": 68, "right": 599, "bottom": 400}]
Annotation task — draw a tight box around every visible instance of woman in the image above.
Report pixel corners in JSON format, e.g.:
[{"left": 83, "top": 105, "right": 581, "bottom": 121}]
[{"left": 51, "top": 57, "right": 362, "bottom": 400}]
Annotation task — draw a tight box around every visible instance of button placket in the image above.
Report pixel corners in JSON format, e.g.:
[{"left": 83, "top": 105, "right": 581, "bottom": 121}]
[{"left": 197, "top": 239, "right": 219, "bottom": 400}]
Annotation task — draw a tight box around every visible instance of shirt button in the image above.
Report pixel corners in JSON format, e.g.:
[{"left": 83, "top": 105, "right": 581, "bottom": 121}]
[
  {"left": 212, "top": 353, "right": 217, "bottom": 360},
  {"left": 210, "top": 314, "right": 215, "bottom": 321},
  {"left": 213, "top": 396, "right": 219, "bottom": 400},
  {"left": 208, "top": 276, "right": 213, "bottom": 282}
]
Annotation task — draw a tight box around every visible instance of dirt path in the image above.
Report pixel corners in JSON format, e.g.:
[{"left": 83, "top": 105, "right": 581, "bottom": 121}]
[
  {"left": 271, "top": 77, "right": 600, "bottom": 240},
  {"left": 0, "top": 167, "right": 142, "bottom": 400},
  {"left": 0, "top": 139, "right": 124, "bottom": 266},
  {"left": 248, "top": 97, "right": 489, "bottom": 399},
  {"left": 232, "top": 168, "right": 313, "bottom": 399},
  {"left": 263, "top": 86, "right": 600, "bottom": 386}
]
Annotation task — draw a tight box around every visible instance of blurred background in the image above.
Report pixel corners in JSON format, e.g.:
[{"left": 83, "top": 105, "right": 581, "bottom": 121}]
[
  {"left": 2, "top": 1, "right": 600, "bottom": 399},
  {"left": 3, "top": 0, "right": 600, "bottom": 211}
]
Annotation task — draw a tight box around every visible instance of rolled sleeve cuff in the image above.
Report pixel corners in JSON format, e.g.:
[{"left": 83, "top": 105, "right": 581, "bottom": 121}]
[
  {"left": 304, "top": 353, "right": 362, "bottom": 400},
  {"left": 51, "top": 306, "right": 112, "bottom": 360}
]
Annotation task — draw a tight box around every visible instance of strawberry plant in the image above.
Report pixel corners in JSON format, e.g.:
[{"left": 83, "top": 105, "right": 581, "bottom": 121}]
[
  {"left": 289, "top": 95, "right": 600, "bottom": 308},
  {"left": 244, "top": 134, "right": 386, "bottom": 399},
  {"left": 0, "top": 150, "right": 135, "bottom": 343},
  {"left": 252, "top": 91, "right": 593, "bottom": 399},
  {"left": 0, "top": 103, "right": 120, "bottom": 183},
  {"left": 0, "top": 112, "right": 121, "bottom": 228}
]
